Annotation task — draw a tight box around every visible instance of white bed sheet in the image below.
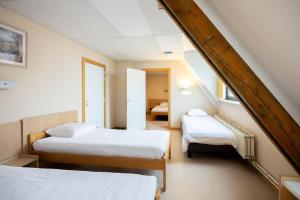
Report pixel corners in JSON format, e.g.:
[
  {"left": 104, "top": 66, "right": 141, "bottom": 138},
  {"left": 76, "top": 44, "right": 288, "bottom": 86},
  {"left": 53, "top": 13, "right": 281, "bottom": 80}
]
[
  {"left": 181, "top": 115, "right": 237, "bottom": 152},
  {"left": 0, "top": 165, "right": 156, "bottom": 200},
  {"left": 151, "top": 105, "right": 168, "bottom": 113},
  {"left": 33, "top": 128, "right": 170, "bottom": 159}
]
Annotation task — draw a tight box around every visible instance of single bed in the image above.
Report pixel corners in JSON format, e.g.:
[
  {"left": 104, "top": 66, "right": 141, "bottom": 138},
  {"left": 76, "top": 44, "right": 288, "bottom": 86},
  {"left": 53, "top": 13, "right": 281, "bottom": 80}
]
[
  {"left": 0, "top": 165, "right": 160, "bottom": 200},
  {"left": 150, "top": 102, "right": 168, "bottom": 120},
  {"left": 181, "top": 112, "right": 238, "bottom": 158},
  {"left": 23, "top": 111, "right": 171, "bottom": 192}
]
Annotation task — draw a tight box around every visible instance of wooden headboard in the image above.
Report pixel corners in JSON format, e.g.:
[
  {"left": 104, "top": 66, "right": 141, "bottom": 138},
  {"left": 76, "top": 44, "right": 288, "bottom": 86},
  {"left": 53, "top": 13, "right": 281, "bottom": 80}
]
[
  {"left": 21, "top": 111, "right": 77, "bottom": 153},
  {"left": 147, "top": 99, "right": 168, "bottom": 112},
  {"left": 0, "top": 121, "right": 22, "bottom": 162}
]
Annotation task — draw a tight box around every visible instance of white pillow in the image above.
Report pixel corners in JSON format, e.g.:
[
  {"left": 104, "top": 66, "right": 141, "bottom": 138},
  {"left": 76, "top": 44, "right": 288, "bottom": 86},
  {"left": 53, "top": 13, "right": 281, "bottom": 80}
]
[
  {"left": 46, "top": 122, "right": 96, "bottom": 137},
  {"left": 187, "top": 109, "right": 208, "bottom": 117},
  {"left": 160, "top": 102, "right": 168, "bottom": 107}
]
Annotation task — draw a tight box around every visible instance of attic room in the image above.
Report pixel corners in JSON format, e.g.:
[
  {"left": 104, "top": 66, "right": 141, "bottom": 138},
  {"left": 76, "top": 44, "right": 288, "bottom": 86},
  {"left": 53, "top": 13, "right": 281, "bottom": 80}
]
[{"left": 0, "top": 0, "right": 299, "bottom": 200}]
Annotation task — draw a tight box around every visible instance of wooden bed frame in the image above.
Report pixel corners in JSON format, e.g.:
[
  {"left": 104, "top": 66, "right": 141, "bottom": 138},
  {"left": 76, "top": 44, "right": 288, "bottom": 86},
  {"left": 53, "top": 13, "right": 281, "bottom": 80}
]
[
  {"left": 23, "top": 111, "right": 171, "bottom": 192},
  {"left": 148, "top": 99, "right": 168, "bottom": 120}
]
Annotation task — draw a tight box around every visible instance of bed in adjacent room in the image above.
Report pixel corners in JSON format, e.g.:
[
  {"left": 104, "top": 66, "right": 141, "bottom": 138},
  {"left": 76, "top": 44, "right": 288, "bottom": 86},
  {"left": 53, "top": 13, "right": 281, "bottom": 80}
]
[
  {"left": 23, "top": 111, "right": 171, "bottom": 192},
  {"left": 150, "top": 101, "right": 168, "bottom": 120},
  {"left": 0, "top": 165, "right": 160, "bottom": 200},
  {"left": 181, "top": 109, "right": 238, "bottom": 158}
]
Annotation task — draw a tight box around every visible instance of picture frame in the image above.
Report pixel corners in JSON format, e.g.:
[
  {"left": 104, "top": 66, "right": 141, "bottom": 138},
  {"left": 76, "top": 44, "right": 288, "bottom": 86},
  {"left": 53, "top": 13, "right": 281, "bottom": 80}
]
[{"left": 0, "top": 23, "right": 26, "bottom": 67}]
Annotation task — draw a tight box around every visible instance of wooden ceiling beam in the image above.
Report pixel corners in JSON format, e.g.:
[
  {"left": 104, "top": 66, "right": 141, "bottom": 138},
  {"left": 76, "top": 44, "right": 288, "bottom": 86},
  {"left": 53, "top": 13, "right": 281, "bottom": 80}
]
[{"left": 159, "top": 0, "right": 300, "bottom": 172}]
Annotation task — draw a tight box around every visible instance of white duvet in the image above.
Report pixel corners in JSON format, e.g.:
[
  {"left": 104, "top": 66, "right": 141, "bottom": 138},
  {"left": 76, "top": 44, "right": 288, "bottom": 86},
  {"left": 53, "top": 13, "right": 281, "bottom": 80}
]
[
  {"left": 0, "top": 166, "right": 157, "bottom": 200},
  {"left": 151, "top": 105, "right": 168, "bottom": 113},
  {"left": 33, "top": 128, "right": 170, "bottom": 159},
  {"left": 181, "top": 115, "right": 237, "bottom": 152}
]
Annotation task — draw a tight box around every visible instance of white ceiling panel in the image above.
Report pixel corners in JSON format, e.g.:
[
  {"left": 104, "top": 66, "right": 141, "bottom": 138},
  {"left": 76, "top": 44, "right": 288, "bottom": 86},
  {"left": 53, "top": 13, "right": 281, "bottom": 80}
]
[
  {"left": 89, "top": 0, "right": 152, "bottom": 37},
  {"left": 182, "top": 35, "right": 196, "bottom": 51},
  {"left": 125, "top": 52, "right": 184, "bottom": 61},
  {"left": 76, "top": 39, "right": 119, "bottom": 56},
  {"left": 107, "top": 54, "right": 129, "bottom": 60},
  {"left": 155, "top": 34, "right": 184, "bottom": 53},
  {"left": 138, "top": 0, "right": 181, "bottom": 35},
  {"left": 0, "top": 0, "right": 186, "bottom": 61},
  {"left": 100, "top": 36, "right": 161, "bottom": 55},
  {"left": 0, "top": 0, "right": 121, "bottom": 39}
]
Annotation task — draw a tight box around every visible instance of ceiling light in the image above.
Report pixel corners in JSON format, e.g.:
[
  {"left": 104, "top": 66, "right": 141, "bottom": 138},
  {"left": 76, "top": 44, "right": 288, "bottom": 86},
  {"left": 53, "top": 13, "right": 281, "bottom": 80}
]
[{"left": 163, "top": 51, "right": 173, "bottom": 54}]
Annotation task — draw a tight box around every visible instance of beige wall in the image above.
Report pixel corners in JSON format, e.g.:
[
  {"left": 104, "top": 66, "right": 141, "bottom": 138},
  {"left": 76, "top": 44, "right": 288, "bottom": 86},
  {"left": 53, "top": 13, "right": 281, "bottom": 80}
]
[
  {"left": 0, "top": 6, "right": 115, "bottom": 127},
  {"left": 218, "top": 101, "right": 298, "bottom": 181},
  {"left": 146, "top": 74, "right": 168, "bottom": 100}
]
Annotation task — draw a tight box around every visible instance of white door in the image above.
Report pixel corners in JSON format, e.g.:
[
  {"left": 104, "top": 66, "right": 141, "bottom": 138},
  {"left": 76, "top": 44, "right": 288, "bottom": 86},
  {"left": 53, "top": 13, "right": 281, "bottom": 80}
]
[
  {"left": 84, "top": 62, "right": 105, "bottom": 127},
  {"left": 126, "top": 68, "right": 146, "bottom": 130}
]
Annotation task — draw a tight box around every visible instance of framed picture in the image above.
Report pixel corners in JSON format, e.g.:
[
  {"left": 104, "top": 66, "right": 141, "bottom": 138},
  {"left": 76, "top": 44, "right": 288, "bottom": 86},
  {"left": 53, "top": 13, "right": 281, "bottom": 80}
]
[{"left": 0, "top": 23, "right": 26, "bottom": 67}]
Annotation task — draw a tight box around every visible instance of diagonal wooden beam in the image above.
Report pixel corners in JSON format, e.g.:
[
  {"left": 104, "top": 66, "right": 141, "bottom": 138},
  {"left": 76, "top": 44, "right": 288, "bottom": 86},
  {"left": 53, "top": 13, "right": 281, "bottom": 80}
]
[{"left": 159, "top": 0, "right": 300, "bottom": 172}]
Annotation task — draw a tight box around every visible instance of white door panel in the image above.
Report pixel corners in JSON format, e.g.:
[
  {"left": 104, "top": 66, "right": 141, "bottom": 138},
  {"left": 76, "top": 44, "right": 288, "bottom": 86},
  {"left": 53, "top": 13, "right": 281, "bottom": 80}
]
[
  {"left": 127, "top": 68, "right": 146, "bottom": 130},
  {"left": 85, "top": 62, "right": 105, "bottom": 127}
]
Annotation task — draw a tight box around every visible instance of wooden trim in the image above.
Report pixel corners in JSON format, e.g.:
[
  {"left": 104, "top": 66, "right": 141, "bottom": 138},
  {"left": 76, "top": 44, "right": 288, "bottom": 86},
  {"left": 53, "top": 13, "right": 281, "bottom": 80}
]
[
  {"left": 28, "top": 132, "right": 171, "bottom": 192},
  {"left": 21, "top": 111, "right": 77, "bottom": 153},
  {"left": 159, "top": 0, "right": 300, "bottom": 172},
  {"left": 144, "top": 68, "right": 171, "bottom": 129},
  {"left": 155, "top": 190, "right": 161, "bottom": 200},
  {"left": 0, "top": 121, "right": 22, "bottom": 162},
  {"left": 82, "top": 57, "right": 107, "bottom": 127}
]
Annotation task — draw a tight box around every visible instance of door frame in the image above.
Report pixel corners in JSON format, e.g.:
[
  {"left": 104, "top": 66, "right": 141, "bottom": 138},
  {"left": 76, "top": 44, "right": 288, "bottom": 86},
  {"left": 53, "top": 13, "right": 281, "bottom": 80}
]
[
  {"left": 82, "top": 57, "right": 106, "bottom": 127},
  {"left": 144, "top": 68, "right": 171, "bottom": 129}
]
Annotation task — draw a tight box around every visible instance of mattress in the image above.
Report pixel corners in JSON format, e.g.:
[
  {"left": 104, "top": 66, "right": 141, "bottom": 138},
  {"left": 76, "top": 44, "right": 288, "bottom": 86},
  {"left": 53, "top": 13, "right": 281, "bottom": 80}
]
[
  {"left": 151, "top": 105, "right": 168, "bottom": 113},
  {"left": 33, "top": 128, "right": 170, "bottom": 159},
  {"left": 0, "top": 165, "right": 156, "bottom": 200},
  {"left": 181, "top": 115, "right": 237, "bottom": 152}
]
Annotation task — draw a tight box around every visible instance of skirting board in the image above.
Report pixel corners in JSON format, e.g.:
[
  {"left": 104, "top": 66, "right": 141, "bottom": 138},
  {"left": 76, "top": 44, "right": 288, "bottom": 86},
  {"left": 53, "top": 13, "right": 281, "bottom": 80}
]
[{"left": 250, "top": 160, "right": 279, "bottom": 189}]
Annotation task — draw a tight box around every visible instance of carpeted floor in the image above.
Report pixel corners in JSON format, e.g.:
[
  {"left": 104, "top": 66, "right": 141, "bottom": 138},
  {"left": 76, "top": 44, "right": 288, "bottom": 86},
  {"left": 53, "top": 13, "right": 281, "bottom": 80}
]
[{"left": 42, "top": 120, "right": 277, "bottom": 200}]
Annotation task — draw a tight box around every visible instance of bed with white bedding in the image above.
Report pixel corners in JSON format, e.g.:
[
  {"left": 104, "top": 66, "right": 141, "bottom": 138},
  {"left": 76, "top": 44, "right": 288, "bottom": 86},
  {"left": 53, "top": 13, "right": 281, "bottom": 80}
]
[
  {"left": 26, "top": 120, "right": 170, "bottom": 192},
  {"left": 150, "top": 102, "right": 168, "bottom": 120},
  {"left": 181, "top": 110, "right": 237, "bottom": 157},
  {"left": 33, "top": 128, "right": 169, "bottom": 159},
  {"left": 0, "top": 165, "right": 158, "bottom": 200}
]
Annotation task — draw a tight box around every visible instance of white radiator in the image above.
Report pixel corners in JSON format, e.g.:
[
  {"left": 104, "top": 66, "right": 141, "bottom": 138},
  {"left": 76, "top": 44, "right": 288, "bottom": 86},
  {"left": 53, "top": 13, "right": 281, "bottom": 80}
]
[{"left": 215, "top": 115, "right": 255, "bottom": 160}]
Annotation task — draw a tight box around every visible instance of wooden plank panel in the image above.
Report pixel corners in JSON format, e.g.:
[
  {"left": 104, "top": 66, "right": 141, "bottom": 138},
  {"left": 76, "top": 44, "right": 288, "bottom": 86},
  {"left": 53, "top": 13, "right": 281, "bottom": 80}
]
[
  {"left": 159, "top": 0, "right": 300, "bottom": 172},
  {"left": 22, "top": 111, "right": 77, "bottom": 153},
  {"left": 0, "top": 121, "right": 21, "bottom": 162}
]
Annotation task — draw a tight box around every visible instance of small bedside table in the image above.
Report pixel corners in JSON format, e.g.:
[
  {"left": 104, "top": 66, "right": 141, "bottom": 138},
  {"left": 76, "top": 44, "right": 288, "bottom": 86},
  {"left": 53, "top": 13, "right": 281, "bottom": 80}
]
[
  {"left": 0, "top": 154, "right": 39, "bottom": 168},
  {"left": 279, "top": 176, "right": 300, "bottom": 200}
]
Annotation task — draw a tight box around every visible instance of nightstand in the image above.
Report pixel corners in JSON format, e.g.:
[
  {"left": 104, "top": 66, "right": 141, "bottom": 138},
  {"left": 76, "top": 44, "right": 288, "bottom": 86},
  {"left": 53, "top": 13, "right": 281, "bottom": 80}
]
[
  {"left": 279, "top": 176, "right": 300, "bottom": 200},
  {"left": 0, "top": 154, "right": 39, "bottom": 168}
]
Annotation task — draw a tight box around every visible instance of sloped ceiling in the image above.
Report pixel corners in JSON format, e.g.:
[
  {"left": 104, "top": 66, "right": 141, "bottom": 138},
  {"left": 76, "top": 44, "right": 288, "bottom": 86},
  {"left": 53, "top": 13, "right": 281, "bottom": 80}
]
[
  {"left": 194, "top": 0, "right": 300, "bottom": 123},
  {"left": 0, "top": 0, "right": 195, "bottom": 61}
]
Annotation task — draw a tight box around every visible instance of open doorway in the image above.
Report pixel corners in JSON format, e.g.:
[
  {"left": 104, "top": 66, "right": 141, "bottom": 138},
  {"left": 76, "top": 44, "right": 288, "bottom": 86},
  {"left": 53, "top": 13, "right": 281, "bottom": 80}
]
[{"left": 144, "top": 68, "right": 171, "bottom": 130}]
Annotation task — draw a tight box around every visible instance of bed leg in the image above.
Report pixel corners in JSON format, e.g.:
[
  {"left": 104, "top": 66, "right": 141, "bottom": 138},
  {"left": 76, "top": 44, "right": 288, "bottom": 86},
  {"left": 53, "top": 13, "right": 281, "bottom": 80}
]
[
  {"left": 155, "top": 190, "right": 160, "bottom": 200},
  {"left": 168, "top": 140, "right": 172, "bottom": 160},
  {"left": 187, "top": 150, "right": 192, "bottom": 158},
  {"left": 162, "top": 158, "right": 167, "bottom": 192}
]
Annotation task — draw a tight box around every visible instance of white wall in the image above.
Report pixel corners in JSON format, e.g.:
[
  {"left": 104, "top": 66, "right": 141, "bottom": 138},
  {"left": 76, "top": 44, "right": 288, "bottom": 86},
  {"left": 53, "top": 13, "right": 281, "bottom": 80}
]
[
  {"left": 0, "top": 6, "right": 115, "bottom": 127},
  {"left": 195, "top": 0, "right": 300, "bottom": 124},
  {"left": 218, "top": 102, "right": 298, "bottom": 181},
  {"left": 184, "top": 51, "right": 218, "bottom": 99},
  {"left": 113, "top": 61, "right": 131, "bottom": 128}
]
